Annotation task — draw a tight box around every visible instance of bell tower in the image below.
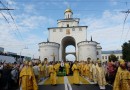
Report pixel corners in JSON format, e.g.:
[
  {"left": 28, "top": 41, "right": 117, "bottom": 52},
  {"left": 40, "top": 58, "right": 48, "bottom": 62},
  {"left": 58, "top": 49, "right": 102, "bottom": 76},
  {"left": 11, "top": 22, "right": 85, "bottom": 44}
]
[{"left": 64, "top": 8, "right": 73, "bottom": 19}]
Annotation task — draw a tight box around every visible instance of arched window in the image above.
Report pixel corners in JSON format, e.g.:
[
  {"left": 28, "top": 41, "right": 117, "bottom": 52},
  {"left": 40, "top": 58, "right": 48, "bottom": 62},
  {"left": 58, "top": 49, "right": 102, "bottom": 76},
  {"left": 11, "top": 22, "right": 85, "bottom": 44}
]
[
  {"left": 97, "top": 51, "right": 99, "bottom": 55},
  {"left": 67, "top": 24, "right": 69, "bottom": 27}
]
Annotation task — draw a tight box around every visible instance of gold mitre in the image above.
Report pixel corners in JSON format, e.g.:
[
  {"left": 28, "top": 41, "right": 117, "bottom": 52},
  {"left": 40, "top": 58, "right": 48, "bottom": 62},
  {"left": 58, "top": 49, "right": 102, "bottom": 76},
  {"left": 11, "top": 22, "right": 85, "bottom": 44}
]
[{"left": 119, "top": 59, "right": 125, "bottom": 65}]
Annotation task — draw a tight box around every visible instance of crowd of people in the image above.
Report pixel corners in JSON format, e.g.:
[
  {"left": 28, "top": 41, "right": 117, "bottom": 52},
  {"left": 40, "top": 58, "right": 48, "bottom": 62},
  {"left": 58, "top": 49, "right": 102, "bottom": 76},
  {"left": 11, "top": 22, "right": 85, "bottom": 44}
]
[{"left": 0, "top": 58, "right": 130, "bottom": 90}]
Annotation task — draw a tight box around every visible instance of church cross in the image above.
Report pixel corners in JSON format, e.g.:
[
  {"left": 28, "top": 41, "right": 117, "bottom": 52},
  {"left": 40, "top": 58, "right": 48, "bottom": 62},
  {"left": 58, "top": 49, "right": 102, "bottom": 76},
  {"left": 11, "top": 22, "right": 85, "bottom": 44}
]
[{"left": 51, "top": 52, "right": 56, "bottom": 62}]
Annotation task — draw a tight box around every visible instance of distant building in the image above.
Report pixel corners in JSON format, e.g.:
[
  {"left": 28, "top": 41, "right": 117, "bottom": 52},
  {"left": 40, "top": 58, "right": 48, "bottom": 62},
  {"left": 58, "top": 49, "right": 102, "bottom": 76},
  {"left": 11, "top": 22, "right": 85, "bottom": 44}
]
[
  {"left": 102, "top": 50, "right": 122, "bottom": 61},
  {"left": 0, "top": 47, "right": 4, "bottom": 53},
  {"left": 6, "top": 52, "right": 17, "bottom": 55},
  {"left": 0, "top": 47, "right": 31, "bottom": 63}
]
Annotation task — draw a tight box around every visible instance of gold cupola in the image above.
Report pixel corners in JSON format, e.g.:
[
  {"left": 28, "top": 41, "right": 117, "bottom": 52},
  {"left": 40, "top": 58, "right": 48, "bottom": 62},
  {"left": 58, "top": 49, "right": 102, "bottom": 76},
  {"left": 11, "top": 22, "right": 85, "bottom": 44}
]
[{"left": 65, "top": 8, "right": 73, "bottom": 13}]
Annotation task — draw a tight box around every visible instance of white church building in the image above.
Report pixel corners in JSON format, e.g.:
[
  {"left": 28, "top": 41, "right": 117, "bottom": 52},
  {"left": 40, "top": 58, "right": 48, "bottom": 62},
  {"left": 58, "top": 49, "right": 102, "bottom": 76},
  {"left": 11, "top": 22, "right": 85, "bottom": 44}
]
[{"left": 39, "top": 8, "right": 102, "bottom": 62}]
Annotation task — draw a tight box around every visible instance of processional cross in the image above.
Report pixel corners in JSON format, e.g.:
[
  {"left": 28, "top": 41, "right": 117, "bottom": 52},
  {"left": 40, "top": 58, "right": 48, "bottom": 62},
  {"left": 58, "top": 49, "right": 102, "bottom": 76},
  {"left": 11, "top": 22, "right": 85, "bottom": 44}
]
[{"left": 51, "top": 52, "right": 56, "bottom": 62}]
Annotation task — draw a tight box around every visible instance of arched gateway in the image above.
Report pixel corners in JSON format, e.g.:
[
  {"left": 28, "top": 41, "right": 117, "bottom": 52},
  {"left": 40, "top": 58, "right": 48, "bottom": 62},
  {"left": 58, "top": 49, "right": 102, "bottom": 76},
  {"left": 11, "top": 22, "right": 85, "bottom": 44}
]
[
  {"left": 39, "top": 8, "right": 102, "bottom": 62},
  {"left": 61, "top": 36, "right": 76, "bottom": 61}
]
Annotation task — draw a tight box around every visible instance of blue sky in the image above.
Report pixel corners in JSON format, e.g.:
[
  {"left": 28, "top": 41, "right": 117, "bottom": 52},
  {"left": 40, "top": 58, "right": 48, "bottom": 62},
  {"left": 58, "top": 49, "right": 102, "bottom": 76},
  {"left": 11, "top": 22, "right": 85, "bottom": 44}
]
[{"left": 0, "top": 0, "right": 130, "bottom": 60}]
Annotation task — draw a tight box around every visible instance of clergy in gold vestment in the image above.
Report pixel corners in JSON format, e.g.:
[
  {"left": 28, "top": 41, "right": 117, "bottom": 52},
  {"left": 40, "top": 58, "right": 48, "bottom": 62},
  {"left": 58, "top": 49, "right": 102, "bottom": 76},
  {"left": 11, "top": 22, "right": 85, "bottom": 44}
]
[
  {"left": 91, "top": 61, "right": 97, "bottom": 83},
  {"left": 89, "top": 61, "right": 93, "bottom": 81},
  {"left": 113, "top": 60, "right": 130, "bottom": 90},
  {"left": 19, "top": 61, "right": 38, "bottom": 90},
  {"left": 78, "top": 62, "right": 82, "bottom": 75},
  {"left": 49, "top": 62, "right": 57, "bottom": 85},
  {"left": 65, "top": 62, "right": 70, "bottom": 75},
  {"left": 72, "top": 61, "right": 80, "bottom": 85},
  {"left": 81, "top": 62, "right": 85, "bottom": 76},
  {"left": 83, "top": 61, "right": 90, "bottom": 78},
  {"left": 96, "top": 60, "right": 106, "bottom": 90},
  {"left": 55, "top": 62, "right": 60, "bottom": 74},
  {"left": 38, "top": 63, "right": 44, "bottom": 79}
]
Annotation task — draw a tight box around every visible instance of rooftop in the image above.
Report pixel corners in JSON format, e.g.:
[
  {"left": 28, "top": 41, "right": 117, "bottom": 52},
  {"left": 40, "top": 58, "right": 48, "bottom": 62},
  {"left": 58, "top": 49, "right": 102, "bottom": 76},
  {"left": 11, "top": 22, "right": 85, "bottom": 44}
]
[{"left": 102, "top": 50, "right": 122, "bottom": 54}]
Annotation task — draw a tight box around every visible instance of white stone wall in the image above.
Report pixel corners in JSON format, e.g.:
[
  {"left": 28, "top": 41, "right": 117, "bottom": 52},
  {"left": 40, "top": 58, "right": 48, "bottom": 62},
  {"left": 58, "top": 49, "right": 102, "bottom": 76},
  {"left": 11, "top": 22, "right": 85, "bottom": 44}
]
[
  {"left": 78, "top": 41, "right": 97, "bottom": 61},
  {"left": 49, "top": 27, "right": 87, "bottom": 60},
  {"left": 39, "top": 42, "right": 60, "bottom": 62},
  {"left": 97, "top": 44, "right": 102, "bottom": 60},
  {"left": 57, "top": 19, "right": 79, "bottom": 27},
  {"left": 49, "top": 27, "right": 87, "bottom": 44}
]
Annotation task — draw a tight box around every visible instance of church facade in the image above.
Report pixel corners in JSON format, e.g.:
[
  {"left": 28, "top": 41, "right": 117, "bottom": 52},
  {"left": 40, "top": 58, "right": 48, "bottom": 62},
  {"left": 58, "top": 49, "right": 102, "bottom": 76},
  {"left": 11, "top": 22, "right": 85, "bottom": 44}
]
[{"left": 39, "top": 8, "right": 102, "bottom": 62}]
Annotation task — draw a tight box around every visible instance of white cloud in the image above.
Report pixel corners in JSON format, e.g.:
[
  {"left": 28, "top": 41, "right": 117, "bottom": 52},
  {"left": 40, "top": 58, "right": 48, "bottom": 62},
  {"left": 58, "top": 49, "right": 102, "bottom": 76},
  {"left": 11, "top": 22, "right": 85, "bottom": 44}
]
[
  {"left": 23, "top": 4, "right": 36, "bottom": 14},
  {"left": 81, "top": 10, "right": 130, "bottom": 51},
  {"left": 0, "top": 2, "right": 55, "bottom": 58},
  {"left": 63, "top": 1, "right": 69, "bottom": 7},
  {"left": 109, "top": 0, "right": 118, "bottom": 5}
]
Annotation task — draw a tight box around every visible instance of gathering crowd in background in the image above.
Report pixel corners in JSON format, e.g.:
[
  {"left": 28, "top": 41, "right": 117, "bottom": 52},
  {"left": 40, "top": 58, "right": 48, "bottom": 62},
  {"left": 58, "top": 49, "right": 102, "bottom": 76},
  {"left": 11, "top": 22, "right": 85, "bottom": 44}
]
[{"left": 0, "top": 58, "right": 130, "bottom": 90}]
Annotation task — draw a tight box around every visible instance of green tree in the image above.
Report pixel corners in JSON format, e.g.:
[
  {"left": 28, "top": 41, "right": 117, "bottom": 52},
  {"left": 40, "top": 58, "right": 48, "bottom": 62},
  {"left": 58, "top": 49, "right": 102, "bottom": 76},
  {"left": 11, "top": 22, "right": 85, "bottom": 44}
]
[
  {"left": 108, "top": 54, "right": 118, "bottom": 62},
  {"left": 122, "top": 41, "right": 130, "bottom": 62}
]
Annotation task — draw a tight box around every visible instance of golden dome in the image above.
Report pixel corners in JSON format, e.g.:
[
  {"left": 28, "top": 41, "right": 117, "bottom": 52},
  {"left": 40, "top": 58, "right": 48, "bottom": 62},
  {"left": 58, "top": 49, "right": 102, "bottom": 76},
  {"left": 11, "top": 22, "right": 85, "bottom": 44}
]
[{"left": 65, "top": 8, "right": 73, "bottom": 13}]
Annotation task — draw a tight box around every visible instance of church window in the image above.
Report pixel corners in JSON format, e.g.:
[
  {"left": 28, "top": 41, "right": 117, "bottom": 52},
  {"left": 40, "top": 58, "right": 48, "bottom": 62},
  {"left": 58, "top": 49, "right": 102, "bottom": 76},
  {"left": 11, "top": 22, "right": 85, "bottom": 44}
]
[
  {"left": 53, "top": 29, "right": 56, "bottom": 32},
  {"left": 102, "top": 56, "right": 104, "bottom": 59},
  {"left": 79, "top": 27, "right": 82, "bottom": 31},
  {"left": 97, "top": 51, "right": 99, "bottom": 55},
  {"left": 105, "top": 56, "right": 107, "bottom": 59},
  {"left": 67, "top": 24, "right": 69, "bottom": 27},
  {"left": 68, "top": 14, "right": 69, "bottom": 18}
]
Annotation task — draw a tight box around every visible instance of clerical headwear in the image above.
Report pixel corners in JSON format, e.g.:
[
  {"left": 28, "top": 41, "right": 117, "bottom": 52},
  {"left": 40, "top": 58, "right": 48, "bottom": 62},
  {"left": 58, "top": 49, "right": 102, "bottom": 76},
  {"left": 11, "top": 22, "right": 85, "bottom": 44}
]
[
  {"left": 97, "top": 60, "right": 101, "bottom": 63},
  {"left": 119, "top": 59, "right": 125, "bottom": 65}
]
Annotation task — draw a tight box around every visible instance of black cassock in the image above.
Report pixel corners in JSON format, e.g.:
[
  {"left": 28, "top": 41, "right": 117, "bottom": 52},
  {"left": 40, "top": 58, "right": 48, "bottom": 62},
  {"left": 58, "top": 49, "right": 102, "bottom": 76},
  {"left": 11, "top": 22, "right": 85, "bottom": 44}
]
[{"left": 59, "top": 62, "right": 64, "bottom": 72}]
